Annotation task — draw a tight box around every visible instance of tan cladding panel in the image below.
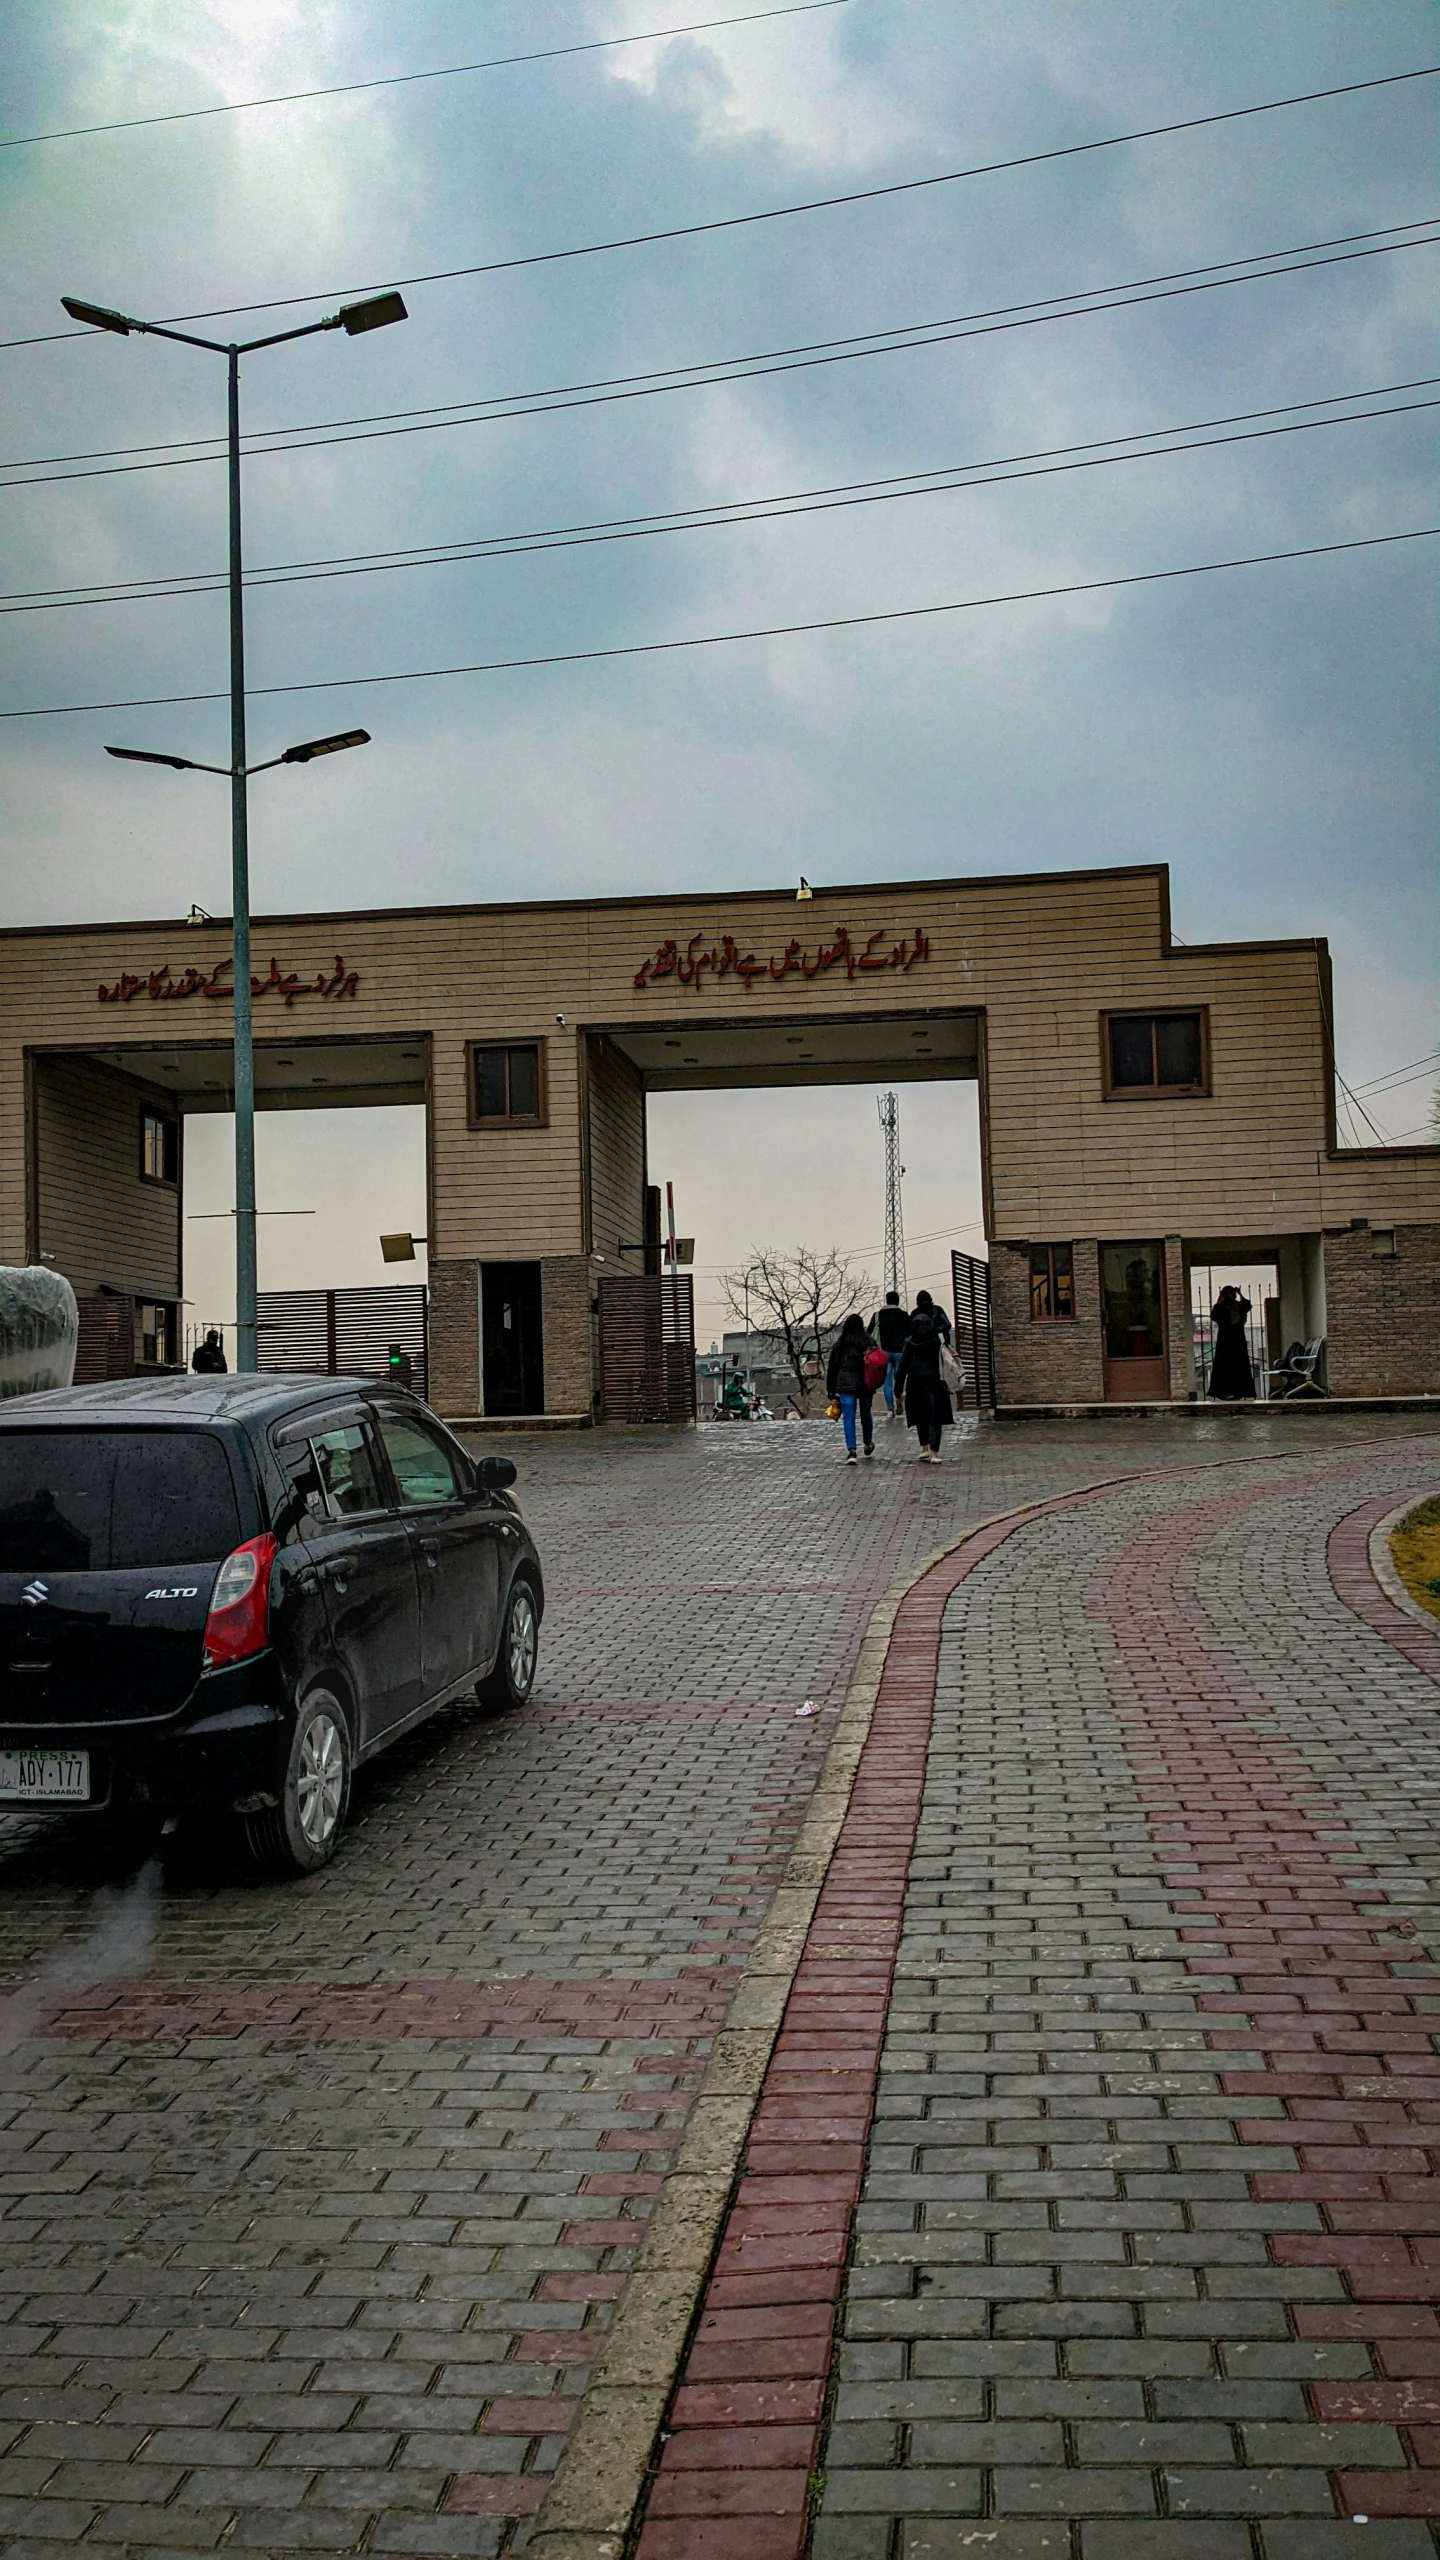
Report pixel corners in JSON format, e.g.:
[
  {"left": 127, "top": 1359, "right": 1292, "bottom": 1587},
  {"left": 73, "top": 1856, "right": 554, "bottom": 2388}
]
[
  {"left": 586, "top": 1037, "right": 646, "bottom": 1266},
  {"left": 34, "top": 1055, "right": 181, "bottom": 1301},
  {"left": 6, "top": 868, "right": 1437, "bottom": 1252},
  {"left": 0, "top": 869, "right": 1167, "bottom": 1042},
  {"left": 986, "top": 944, "right": 1341, "bottom": 1236}
]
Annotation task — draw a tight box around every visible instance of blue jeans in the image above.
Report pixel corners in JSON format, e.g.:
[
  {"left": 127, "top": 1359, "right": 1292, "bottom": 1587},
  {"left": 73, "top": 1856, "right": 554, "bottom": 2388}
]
[
  {"left": 840, "top": 1390, "right": 873, "bottom": 1453},
  {"left": 883, "top": 1353, "right": 900, "bottom": 1412}
]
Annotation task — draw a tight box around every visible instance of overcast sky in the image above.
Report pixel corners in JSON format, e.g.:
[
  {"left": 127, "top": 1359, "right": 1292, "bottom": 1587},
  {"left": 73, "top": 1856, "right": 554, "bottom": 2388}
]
[{"left": 2, "top": 0, "right": 1435, "bottom": 1344}]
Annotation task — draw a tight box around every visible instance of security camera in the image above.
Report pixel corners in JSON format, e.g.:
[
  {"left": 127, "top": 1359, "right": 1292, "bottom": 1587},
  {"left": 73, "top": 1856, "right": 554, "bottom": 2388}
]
[{"left": 555, "top": 1013, "right": 566, "bottom": 1026}]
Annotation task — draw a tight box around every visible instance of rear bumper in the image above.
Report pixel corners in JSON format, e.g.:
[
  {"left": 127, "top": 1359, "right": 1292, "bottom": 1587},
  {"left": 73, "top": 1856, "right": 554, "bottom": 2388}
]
[{"left": 0, "top": 1660, "right": 290, "bottom": 1817}]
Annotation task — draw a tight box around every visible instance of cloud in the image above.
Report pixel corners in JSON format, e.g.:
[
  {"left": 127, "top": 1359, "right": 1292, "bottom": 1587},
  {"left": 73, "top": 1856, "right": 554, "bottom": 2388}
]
[{"left": 1, "top": 0, "right": 1435, "bottom": 1302}]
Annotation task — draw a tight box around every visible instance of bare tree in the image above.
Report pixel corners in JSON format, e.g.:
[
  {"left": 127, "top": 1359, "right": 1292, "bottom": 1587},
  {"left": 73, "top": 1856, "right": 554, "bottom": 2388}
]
[{"left": 720, "top": 1246, "right": 866, "bottom": 1404}]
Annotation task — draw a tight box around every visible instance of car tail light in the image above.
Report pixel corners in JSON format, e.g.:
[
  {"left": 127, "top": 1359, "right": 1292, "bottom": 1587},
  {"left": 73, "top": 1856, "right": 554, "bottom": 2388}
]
[{"left": 202, "top": 1533, "right": 277, "bottom": 1671}]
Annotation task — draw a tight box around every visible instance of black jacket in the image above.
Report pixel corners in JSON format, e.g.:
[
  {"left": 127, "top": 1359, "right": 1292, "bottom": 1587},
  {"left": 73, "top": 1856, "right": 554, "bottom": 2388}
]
[
  {"left": 895, "top": 1318, "right": 954, "bottom": 1429},
  {"left": 826, "top": 1329, "right": 870, "bottom": 1397},
  {"left": 911, "top": 1300, "right": 951, "bottom": 1343},
  {"left": 873, "top": 1304, "right": 910, "bottom": 1354}
]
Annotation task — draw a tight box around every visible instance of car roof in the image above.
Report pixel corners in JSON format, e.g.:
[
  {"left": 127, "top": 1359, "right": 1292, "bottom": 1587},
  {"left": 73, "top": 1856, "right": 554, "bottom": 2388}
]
[{"left": 0, "top": 1374, "right": 412, "bottom": 1430}]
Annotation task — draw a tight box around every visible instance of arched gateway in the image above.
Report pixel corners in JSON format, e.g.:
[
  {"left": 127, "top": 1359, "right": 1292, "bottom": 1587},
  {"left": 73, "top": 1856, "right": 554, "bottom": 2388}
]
[{"left": 3, "top": 862, "right": 1437, "bottom": 1412}]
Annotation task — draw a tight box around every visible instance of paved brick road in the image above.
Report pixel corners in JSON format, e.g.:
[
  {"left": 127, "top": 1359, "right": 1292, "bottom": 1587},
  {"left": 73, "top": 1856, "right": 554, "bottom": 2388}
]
[
  {"left": 1, "top": 1412, "right": 1436, "bottom": 2559},
  {"left": 637, "top": 1425, "right": 1440, "bottom": 2560}
]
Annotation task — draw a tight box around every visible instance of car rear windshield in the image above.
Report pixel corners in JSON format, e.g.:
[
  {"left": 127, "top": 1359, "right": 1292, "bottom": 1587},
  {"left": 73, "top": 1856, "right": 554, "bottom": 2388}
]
[{"left": 0, "top": 1431, "right": 242, "bottom": 1573}]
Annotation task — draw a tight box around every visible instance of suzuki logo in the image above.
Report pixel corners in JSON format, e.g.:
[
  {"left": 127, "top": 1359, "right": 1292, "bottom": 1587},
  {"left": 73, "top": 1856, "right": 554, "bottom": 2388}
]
[{"left": 21, "top": 1581, "right": 48, "bottom": 1605}]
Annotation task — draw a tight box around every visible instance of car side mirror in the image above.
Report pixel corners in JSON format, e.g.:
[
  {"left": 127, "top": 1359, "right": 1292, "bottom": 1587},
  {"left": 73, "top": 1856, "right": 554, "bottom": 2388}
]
[{"left": 477, "top": 1456, "right": 517, "bottom": 1490}]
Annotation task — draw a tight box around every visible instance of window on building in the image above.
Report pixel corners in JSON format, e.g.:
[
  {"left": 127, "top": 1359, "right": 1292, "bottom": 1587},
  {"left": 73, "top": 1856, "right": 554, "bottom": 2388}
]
[
  {"left": 1029, "top": 1244, "right": 1075, "bottom": 1321},
  {"left": 1103, "top": 1011, "right": 1207, "bottom": 1096},
  {"left": 1372, "top": 1228, "right": 1398, "bottom": 1258},
  {"left": 468, "top": 1041, "right": 545, "bottom": 1126},
  {"left": 137, "top": 1302, "right": 174, "bottom": 1366},
  {"left": 140, "top": 1110, "right": 179, "bottom": 1183}
]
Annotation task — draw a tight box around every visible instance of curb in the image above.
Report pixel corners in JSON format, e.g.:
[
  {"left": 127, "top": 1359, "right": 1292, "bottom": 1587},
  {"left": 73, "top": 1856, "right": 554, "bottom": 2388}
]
[
  {"left": 525, "top": 1423, "right": 1440, "bottom": 2560},
  {"left": 1368, "top": 1495, "right": 1440, "bottom": 1631},
  {"left": 525, "top": 1536, "right": 939, "bottom": 2560}
]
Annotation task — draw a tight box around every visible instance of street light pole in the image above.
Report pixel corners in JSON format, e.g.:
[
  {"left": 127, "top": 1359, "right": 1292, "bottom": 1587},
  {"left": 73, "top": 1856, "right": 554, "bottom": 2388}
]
[
  {"left": 63, "top": 286, "right": 407, "bottom": 1370},
  {"left": 226, "top": 345, "right": 258, "bottom": 1369}
]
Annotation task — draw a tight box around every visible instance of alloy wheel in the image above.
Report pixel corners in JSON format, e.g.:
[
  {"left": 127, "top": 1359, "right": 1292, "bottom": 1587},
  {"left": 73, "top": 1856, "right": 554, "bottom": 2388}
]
[
  {"left": 507, "top": 1586, "right": 538, "bottom": 1696},
  {"left": 296, "top": 1709, "right": 346, "bottom": 1849}
]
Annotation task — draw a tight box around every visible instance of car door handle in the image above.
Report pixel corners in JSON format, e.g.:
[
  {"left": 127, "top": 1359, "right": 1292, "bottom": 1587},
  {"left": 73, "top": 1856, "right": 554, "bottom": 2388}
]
[
  {"left": 320, "top": 1562, "right": 350, "bottom": 1592},
  {"left": 419, "top": 1537, "right": 440, "bottom": 1569}
]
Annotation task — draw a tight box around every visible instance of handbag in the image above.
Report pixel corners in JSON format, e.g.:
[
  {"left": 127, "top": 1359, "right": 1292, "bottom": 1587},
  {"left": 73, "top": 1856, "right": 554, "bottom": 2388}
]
[
  {"left": 825, "top": 1398, "right": 842, "bottom": 1420},
  {"left": 939, "top": 1342, "right": 965, "bottom": 1397},
  {"left": 863, "top": 1347, "right": 890, "bottom": 1392}
]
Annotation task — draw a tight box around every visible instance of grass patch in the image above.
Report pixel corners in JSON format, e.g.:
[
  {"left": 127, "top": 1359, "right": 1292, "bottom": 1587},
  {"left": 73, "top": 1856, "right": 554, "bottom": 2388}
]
[{"left": 1389, "top": 1495, "right": 1440, "bottom": 1622}]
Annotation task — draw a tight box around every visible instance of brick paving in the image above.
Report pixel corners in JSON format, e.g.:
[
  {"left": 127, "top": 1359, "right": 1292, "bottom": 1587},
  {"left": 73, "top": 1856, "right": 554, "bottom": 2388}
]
[
  {"left": 0, "top": 1409, "right": 1437, "bottom": 2559},
  {"left": 706, "top": 1427, "right": 1440, "bottom": 2560}
]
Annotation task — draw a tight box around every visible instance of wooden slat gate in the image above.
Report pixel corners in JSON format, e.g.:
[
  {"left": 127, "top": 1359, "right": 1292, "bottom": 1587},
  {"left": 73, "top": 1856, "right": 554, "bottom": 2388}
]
[
  {"left": 598, "top": 1273, "right": 696, "bottom": 1424},
  {"left": 950, "top": 1250, "right": 995, "bottom": 1411},
  {"left": 255, "top": 1284, "right": 429, "bottom": 1401}
]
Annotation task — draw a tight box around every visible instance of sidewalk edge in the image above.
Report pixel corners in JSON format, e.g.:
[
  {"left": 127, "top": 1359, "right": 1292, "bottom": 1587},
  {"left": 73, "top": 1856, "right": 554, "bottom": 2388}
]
[{"left": 523, "top": 1532, "right": 953, "bottom": 2560}]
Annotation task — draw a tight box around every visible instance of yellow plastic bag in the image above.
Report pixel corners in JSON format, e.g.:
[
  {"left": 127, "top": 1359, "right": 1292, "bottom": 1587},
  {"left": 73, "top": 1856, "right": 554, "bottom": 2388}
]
[{"left": 825, "top": 1398, "right": 841, "bottom": 1420}]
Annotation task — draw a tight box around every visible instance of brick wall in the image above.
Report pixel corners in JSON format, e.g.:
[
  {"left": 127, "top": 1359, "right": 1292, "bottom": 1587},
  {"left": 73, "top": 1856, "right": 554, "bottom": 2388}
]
[
  {"left": 1324, "top": 1224, "right": 1440, "bottom": 1397},
  {"left": 991, "top": 1238, "right": 1104, "bottom": 1405},
  {"left": 1165, "top": 1234, "right": 1198, "bottom": 1400},
  {"left": 427, "top": 1257, "right": 477, "bottom": 1416},
  {"left": 542, "top": 1254, "right": 596, "bottom": 1418}
]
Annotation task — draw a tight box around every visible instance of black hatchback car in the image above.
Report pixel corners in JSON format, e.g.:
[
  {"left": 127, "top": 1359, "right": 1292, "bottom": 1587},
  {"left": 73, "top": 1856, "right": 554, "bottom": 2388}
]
[{"left": 0, "top": 1375, "right": 543, "bottom": 1876}]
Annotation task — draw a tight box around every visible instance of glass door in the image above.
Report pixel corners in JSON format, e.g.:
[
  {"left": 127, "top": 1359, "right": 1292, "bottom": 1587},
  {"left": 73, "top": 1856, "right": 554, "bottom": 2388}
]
[{"left": 1099, "top": 1242, "right": 1169, "bottom": 1401}]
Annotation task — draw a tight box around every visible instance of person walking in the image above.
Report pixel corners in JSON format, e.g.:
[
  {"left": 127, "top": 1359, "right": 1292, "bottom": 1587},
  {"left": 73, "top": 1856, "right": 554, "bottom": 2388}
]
[
  {"left": 826, "top": 1312, "right": 876, "bottom": 1464},
  {"left": 1208, "top": 1285, "right": 1256, "bottom": 1400},
  {"left": 871, "top": 1289, "right": 910, "bottom": 1417},
  {"left": 911, "top": 1287, "right": 952, "bottom": 1345},
  {"left": 895, "top": 1308, "right": 953, "bottom": 1463},
  {"left": 191, "top": 1328, "right": 227, "bottom": 1374}
]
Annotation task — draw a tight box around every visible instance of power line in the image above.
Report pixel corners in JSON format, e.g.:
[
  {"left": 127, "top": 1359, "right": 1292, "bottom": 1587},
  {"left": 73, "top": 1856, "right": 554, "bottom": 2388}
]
[
  {"left": 7, "top": 63, "right": 1436, "bottom": 351},
  {"left": 5, "top": 221, "right": 1435, "bottom": 485},
  {"left": 8, "top": 215, "right": 1430, "bottom": 474},
  {"left": 4, "top": 525, "right": 1433, "bottom": 721},
  {"left": 4, "top": 384, "right": 1433, "bottom": 617},
  {"left": 0, "top": 1, "right": 852, "bottom": 151},
  {"left": 1351, "top": 1051, "right": 1440, "bottom": 1096}
]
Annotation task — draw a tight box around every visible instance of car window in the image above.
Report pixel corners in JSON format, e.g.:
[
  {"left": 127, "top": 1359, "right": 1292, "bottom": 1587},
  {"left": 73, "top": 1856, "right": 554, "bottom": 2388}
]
[
  {"left": 310, "top": 1422, "right": 386, "bottom": 1518},
  {"left": 0, "top": 1430, "right": 241, "bottom": 1572},
  {"left": 377, "top": 1412, "right": 464, "bottom": 1508}
]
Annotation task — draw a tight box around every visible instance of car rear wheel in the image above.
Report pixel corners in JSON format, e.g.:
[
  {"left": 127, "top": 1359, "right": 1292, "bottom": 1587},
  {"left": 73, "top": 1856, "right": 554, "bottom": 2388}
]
[
  {"left": 479, "top": 1576, "right": 539, "bottom": 1712},
  {"left": 244, "top": 1690, "right": 352, "bottom": 1878}
]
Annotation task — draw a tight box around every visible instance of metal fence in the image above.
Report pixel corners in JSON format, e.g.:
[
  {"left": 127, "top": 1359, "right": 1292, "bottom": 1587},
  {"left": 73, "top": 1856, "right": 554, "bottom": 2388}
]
[{"left": 1190, "top": 1268, "right": 1274, "bottom": 1401}]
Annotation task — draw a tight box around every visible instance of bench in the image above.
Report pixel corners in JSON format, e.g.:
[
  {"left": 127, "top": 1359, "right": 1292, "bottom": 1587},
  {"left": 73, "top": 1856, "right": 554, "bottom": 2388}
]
[{"left": 1266, "top": 1336, "right": 1327, "bottom": 1400}]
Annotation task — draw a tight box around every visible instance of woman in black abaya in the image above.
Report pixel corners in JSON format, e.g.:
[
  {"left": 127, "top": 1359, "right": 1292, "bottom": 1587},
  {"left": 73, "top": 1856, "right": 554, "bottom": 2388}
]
[{"left": 1208, "top": 1285, "right": 1256, "bottom": 1400}]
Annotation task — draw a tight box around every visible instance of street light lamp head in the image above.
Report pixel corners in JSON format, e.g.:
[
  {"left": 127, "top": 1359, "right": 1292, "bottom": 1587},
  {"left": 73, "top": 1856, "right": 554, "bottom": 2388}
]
[
  {"left": 279, "top": 728, "right": 370, "bottom": 765},
  {"left": 105, "top": 744, "right": 195, "bottom": 771},
  {"left": 62, "top": 295, "right": 135, "bottom": 335},
  {"left": 336, "top": 291, "right": 407, "bottom": 336}
]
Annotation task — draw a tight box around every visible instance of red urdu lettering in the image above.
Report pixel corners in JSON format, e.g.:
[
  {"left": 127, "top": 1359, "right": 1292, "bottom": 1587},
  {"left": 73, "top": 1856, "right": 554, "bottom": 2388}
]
[
  {"left": 857, "top": 927, "right": 890, "bottom": 972},
  {"left": 770, "top": 938, "right": 803, "bottom": 981}
]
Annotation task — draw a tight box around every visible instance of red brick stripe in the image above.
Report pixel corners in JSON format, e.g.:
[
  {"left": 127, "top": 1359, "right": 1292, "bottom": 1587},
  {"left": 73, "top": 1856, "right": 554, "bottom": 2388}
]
[
  {"left": 633, "top": 1505, "right": 1085, "bottom": 2560},
  {"left": 1327, "top": 1488, "right": 1440, "bottom": 1684}
]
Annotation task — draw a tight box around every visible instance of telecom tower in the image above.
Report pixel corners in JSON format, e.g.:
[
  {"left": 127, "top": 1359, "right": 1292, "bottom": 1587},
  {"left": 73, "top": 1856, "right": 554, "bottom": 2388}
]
[{"left": 878, "top": 1091, "right": 906, "bottom": 1303}]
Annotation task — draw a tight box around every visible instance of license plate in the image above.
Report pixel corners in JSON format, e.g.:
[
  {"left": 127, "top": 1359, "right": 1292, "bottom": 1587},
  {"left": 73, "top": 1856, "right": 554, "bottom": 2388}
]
[{"left": 0, "top": 1748, "right": 90, "bottom": 1802}]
